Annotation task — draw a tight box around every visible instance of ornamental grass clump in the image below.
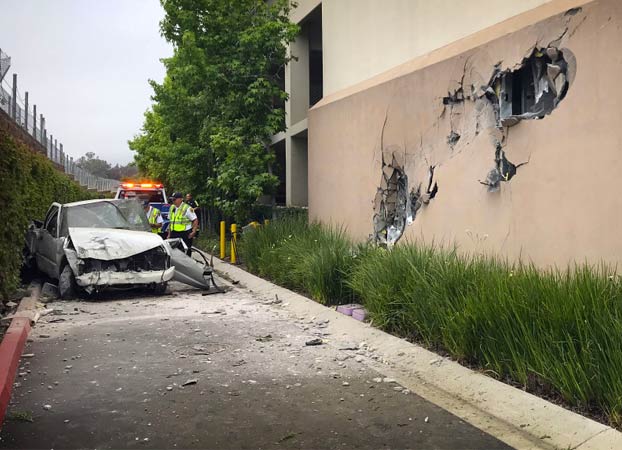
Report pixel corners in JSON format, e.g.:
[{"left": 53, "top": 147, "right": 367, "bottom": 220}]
[
  {"left": 240, "top": 216, "right": 357, "bottom": 304},
  {"left": 349, "top": 244, "right": 622, "bottom": 427}
]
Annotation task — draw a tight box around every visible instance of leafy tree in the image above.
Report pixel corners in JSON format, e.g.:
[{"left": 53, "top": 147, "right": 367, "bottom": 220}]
[
  {"left": 108, "top": 162, "right": 139, "bottom": 180},
  {"left": 75, "top": 151, "right": 138, "bottom": 180},
  {"left": 76, "top": 151, "right": 111, "bottom": 178},
  {"left": 129, "top": 0, "right": 298, "bottom": 221}
]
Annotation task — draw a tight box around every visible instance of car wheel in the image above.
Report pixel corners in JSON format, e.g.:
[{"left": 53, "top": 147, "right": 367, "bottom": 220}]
[
  {"left": 153, "top": 282, "right": 168, "bottom": 295},
  {"left": 59, "top": 265, "right": 78, "bottom": 299},
  {"left": 20, "top": 249, "right": 39, "bottom": 282}
]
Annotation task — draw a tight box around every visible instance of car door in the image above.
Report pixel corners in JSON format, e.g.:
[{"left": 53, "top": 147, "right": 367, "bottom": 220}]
[{"left": 36, "top": 204, "right": 63, "bottom": 278}]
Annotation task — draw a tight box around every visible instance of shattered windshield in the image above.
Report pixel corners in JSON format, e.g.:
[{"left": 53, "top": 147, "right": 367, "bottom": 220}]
[{"left": 61, "top": 200, "right": 150, "bottom": 235}]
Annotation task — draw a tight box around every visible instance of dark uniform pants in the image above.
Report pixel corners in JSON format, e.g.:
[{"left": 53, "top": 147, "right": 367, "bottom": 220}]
[{"left": 170, "top": 230, "right": 193, "bottom": 256}]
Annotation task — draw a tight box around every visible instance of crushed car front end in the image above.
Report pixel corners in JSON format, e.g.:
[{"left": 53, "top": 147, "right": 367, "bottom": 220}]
[{"left": 64, "top": 227, "right": 174, "bottom": 293}]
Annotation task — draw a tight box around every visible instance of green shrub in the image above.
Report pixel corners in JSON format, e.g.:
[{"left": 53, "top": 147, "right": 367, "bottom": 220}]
[
  {"left": 0, "top": 130, "right": 93, "bottom": 298},
  {"left": 240, "top": 216, "right": 357, "bottom": 304},
  {"left": 349, "top": 243, "right": 622, "bottom": 427}
]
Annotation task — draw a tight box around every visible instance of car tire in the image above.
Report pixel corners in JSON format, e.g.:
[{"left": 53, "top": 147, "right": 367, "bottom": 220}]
[
  {"left": 59, "top": 265, "right": 78, "bottom": 299},
  {"left": 153, "top": 282, "right": 168, "bottom": 295},
  {"left": 20, "top": 249, "right": 39, "bottom": 282}
]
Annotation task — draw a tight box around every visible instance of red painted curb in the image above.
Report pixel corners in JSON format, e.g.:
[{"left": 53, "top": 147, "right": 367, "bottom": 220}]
[{"left": 0, "top": 317, "right": 31, "bottom": 427}]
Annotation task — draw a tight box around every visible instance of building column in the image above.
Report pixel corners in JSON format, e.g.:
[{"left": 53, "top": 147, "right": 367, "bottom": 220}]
[
  {"left": 286, "top": 135, "right": 308, "bottom": 207},
  {"left": 286, "top": 32, "right": 310, "bottom": 128}
]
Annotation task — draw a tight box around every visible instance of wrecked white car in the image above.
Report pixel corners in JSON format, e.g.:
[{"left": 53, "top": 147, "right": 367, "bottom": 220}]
[{"left": 24, "top": 199, "right": 218, "bottom": 298}]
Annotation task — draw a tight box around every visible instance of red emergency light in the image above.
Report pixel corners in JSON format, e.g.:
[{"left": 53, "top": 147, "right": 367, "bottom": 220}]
[{"left": 121, "top": 181, "right": 163, "bottom": 189}]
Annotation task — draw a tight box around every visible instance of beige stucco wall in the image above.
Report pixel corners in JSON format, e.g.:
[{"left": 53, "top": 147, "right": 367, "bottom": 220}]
[
  {"left": 322, "top": 0, "right": 555, "bottom": 96},
  {"left": 290, "top": 0, "right": 321, "bottom": 24},
  {"left": 308, "top": 0, "right": 620, "bottom": 268}
]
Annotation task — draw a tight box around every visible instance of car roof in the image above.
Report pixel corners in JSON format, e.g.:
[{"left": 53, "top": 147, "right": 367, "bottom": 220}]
[{"left": 63, "top": 199, "right": 123, "bottom": 208}]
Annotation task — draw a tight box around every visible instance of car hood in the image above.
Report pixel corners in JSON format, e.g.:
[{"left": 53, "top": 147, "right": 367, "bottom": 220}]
[{"left": 68, "top": 227, "right": 166, "bottom": 261}]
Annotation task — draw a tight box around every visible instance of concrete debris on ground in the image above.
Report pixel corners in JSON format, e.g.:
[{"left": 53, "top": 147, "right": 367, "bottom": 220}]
[{"left": 0, "top": 275, "right": 571, "bottom": 449}]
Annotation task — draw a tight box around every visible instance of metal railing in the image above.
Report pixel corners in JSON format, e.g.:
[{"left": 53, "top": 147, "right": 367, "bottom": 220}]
[{"left": 0, "top": 48, "right": 120, "bottom": 193}]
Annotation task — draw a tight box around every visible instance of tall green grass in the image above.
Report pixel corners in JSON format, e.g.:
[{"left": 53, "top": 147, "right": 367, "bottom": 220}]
[
  {"left": 349, "top": 244, "right": 622, "bottom": 426},
  {"left": 240, "top": 216, "right": 358, "bottom": 304},
  {"left": 240, "top": 218, "right": 622, "bottom": 426}
]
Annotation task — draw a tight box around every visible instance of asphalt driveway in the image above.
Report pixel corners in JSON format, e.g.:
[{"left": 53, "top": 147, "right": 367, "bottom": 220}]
[{"left": 0, "top": 281, "right": 511, "bottom": 449}]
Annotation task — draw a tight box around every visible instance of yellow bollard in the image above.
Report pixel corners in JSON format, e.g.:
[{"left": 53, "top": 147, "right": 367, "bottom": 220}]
[
  {"left": 264, "top": 219, "right": 270, "bottom": 226},
  {"left": 220, "top": 221, "right": 226, "bottom": 259},
  {"left": 230, "top": 223, "right": 237, "bottom": 264}
]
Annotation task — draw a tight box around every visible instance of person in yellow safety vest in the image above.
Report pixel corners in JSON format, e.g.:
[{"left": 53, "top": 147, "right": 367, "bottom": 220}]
[
  {"left": 143, "top": 200, "right": 163, "bottom": 235},
  {"left": 167, "top": 192, "right": 198, "bottom": 256}
]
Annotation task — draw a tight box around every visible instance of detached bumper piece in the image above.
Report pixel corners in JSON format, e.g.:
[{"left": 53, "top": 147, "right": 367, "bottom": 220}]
[{"left": 167, "top": 239, "right": 223, "bottom": 292}]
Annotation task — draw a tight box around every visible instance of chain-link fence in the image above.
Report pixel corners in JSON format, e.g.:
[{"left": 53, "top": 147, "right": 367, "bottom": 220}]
[
  {"left": 0, "top": 49, "right": 10, "bottom": 84},
  {"left": 0, "top": 48, "right": 120, "bottom": 193}
]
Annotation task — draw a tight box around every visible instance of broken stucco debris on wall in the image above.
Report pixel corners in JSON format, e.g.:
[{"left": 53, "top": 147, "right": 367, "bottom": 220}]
[
  {"left": 487, "top": 47, "right": 575, "bottom": 128},
  {"left": 479, "top": 142, "right": 528, "bottom": 192},
  {"left": 372, "top": 8, "right": 580, "bottom": 246},
  {"left": 373, "top": 142, "right": 438, "bottom": 245}
]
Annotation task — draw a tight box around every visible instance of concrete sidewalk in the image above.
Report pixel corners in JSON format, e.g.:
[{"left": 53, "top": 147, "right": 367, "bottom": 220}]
[{"left": 1, "top": 281, "right": 511, "bottom": 449}]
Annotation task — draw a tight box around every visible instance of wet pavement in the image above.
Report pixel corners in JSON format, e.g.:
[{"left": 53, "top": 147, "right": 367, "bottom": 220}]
[{"left": 0, "top": 281, "right": 512, "bottom": 449}]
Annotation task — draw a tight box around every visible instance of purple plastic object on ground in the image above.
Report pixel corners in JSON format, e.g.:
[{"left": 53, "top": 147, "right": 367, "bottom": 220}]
[
  {"left": 336, "top": 303, "right": 363, "bottom": 316},
  {"left": 352, "top": 308, "right": 367, "bottom": 322}
]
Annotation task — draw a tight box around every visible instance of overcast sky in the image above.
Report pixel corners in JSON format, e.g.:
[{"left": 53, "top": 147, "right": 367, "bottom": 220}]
[{"left": 0, "top": 0, "right": 172, "bottom": 165}]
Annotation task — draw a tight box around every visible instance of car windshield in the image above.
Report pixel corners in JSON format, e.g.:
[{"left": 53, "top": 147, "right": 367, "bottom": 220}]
[{"left": 61, "top": 200, "right": 150, "bottom": 235}]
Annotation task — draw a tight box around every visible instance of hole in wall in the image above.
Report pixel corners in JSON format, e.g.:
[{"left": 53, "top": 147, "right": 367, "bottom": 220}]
[
  {"left": 373, "top": 158, "right": 409, "bottom": 246},
  {"left": 479, "top": 142, "right": 528, "bottom": 192},
  {"left": 373, "top": 158, "right": 438, "bottom": 246},
  {"left": 488, "top": 47, "right": 575, "bottom": 127}
]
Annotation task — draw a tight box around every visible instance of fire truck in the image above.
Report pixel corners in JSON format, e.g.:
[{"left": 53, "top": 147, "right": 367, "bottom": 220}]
[{"left": 114, "top": 182, "right": 171, "bottom": 236}]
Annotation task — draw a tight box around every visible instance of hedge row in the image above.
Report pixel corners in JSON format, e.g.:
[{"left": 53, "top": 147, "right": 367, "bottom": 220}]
[{"left": 0, "top": 130, "right": 94, "bottom": 298}]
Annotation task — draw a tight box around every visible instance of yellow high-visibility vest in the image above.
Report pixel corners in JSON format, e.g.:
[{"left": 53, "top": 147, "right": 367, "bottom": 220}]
[
  {"left": 148, "top": 207, "right": 161, "bottom": 233},
  {"left": 170, "top": 203, "right": 191, "bottom": 232}
]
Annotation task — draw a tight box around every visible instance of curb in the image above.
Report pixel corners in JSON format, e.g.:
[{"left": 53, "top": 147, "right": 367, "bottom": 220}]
[
  {"left": 211, "top": 258, "right": 622, "bottom": 450},
  {"left": 0, "top": 282, "right": 40, "bottom": 427}
]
